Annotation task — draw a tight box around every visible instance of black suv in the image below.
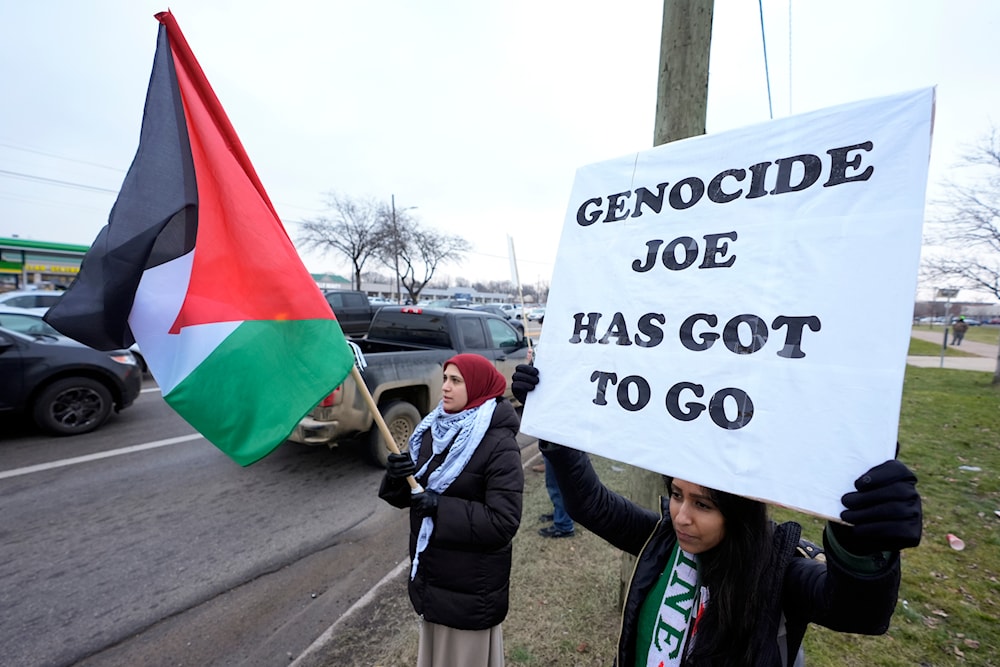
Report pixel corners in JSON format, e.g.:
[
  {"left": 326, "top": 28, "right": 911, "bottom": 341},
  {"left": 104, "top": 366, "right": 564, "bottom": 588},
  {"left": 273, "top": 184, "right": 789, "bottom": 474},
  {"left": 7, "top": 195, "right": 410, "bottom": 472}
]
[{"left": 0, "top": 326, "right": 143, "bottom": 435}]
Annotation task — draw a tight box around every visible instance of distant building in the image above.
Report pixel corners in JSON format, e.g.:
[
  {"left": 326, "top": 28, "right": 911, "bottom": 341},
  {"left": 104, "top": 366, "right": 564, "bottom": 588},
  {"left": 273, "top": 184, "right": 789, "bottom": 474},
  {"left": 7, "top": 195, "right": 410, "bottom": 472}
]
[
  {"left": 0, "top": 237, "right": 87, "bottom": 291},
  {"left": 310, "top": 272, "right": 351, "bottom": 290}
]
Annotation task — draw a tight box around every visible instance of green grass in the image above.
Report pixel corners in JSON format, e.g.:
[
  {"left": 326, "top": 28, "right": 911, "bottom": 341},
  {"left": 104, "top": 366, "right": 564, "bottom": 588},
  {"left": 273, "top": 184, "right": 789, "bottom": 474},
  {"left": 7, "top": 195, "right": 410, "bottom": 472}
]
[
  {"left": 769, "top": 366, "right": 1000, "bottom": 665},
  {"left": 909, "top": 337, "right": 978, "bottom": 357},
  {"left": 504, "top": 458, "right": 627, "bottom": 666},
  {"left": 510, "top": 366, "right": 1000, "bottom": 666}
]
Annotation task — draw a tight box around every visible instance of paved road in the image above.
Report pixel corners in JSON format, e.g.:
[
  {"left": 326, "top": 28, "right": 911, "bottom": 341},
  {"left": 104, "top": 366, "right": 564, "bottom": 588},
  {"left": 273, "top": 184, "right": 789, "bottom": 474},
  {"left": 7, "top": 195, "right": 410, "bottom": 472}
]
[
  {"left": 0, "top": 385, "right": 406, "bottom": 667},
  {"left": 907, "top": 327, "right": 998, "bottom": 371}
]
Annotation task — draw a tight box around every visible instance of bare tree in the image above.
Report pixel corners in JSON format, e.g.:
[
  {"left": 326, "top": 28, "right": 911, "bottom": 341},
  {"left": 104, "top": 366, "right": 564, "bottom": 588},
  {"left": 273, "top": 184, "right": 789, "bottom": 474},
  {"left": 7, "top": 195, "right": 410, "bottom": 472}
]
[
  {"left": 369, "top": 203, "right": 471, "bottom": 303},
  {"left": 360, "top": 270, "right": 391, "bottom": 284},
  {"left": 397, "top": 227, "right": 472, "bottom": 303},
  {"left": 297, "top": 193, "right": 382, "bottom": 290},
  {"left": 926, "top": 129, "right": 1000, "bottom": 293},
  {"left": 535, "top": 279, "right": 550, "bottom": 304},
  {"left": 924, "top": 127, "right": 1000, "bottom": 382},
  {"left": 472, "top": 279, "right": 516, "bottom": 297},
  {"left": 372, "top": 202, "right": 421, "bottom": 303}
]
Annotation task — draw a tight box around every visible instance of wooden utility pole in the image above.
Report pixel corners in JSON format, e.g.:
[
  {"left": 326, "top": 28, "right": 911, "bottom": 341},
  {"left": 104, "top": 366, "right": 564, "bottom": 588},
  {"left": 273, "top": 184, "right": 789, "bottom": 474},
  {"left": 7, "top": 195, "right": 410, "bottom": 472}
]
[
  {"left": 653, "top": 0, "right": 714, "bottom": 146},
  {"left": 621, "top": 0, "right": 714, "bottom": 600}
]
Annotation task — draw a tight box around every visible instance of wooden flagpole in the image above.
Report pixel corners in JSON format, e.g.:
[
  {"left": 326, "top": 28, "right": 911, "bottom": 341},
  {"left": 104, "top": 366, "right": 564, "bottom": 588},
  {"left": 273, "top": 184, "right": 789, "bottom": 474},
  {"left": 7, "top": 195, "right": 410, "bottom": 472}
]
[{"left": 350, "top": 365, "right": 424, "bottom": 493}]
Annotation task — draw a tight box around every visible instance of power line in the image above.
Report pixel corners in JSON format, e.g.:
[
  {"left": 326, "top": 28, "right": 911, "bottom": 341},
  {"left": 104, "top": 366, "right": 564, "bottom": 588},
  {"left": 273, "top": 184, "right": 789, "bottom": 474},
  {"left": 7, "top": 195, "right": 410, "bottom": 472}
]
[
  {"left": 0, "top": 168, "right": 119, "bottom": 194},
  {"left": 0, "top": 142, "right": 125, "bottom": 172},
  {"left": 466, "top": 248, "right": 552, "bottom": 269},
  {"left": 0, "top": 189, "right": 110, "bottom": 211},
  {"left": 758, "top": 0, "right": 774, "bottom": 120}
]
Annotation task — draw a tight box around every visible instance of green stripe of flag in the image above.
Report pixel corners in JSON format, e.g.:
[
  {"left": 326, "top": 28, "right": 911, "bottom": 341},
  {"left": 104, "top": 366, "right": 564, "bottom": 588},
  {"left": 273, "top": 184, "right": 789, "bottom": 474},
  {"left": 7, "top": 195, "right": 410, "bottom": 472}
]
[{"left": 164, "top": 318, "right": 354, "bottom": 465}]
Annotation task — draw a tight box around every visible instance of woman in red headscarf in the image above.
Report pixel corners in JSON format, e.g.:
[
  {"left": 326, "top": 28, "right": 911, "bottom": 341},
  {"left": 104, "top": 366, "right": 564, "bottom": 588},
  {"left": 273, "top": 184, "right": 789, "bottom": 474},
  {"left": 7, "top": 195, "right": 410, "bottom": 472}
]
[{"left": 379, "top": 353, "right": 524, "bottom": 667}]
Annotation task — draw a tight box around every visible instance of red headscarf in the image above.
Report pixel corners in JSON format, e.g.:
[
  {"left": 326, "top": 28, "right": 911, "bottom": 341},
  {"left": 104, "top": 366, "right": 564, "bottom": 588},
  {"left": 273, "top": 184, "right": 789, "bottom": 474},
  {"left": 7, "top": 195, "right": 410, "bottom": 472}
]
[{"left": 443, "top": 353, "right": 507, "bottom": 411}]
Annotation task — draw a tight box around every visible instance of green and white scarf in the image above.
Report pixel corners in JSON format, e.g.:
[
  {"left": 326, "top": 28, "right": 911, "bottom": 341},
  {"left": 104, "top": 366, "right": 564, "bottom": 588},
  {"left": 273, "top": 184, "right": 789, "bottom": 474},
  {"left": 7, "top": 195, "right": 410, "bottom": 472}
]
[{"left": 634, "top": 544, "right": 702, "bottom": 667}]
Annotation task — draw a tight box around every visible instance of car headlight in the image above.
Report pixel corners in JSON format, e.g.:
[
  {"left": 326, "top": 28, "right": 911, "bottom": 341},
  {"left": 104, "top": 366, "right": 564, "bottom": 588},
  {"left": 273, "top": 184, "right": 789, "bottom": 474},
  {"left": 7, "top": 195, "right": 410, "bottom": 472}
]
[{"left": 108, "top": 351, "right": 137, "bottom": 365}]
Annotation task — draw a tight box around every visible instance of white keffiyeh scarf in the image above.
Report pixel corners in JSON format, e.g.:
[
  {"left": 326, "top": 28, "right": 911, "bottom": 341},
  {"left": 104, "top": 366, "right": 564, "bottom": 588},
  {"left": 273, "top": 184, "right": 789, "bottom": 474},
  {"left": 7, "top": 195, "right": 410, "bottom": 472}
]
[{"left": 407, "top": 397, "right": 498, "bottom": 579}]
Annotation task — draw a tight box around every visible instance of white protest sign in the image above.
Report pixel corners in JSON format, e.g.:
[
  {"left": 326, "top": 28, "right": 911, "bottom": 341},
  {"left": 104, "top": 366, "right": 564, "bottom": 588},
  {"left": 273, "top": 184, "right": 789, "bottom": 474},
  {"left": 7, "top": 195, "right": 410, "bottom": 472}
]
[{"left": 520, "top": 88, "right": 935, "bottom": 519}]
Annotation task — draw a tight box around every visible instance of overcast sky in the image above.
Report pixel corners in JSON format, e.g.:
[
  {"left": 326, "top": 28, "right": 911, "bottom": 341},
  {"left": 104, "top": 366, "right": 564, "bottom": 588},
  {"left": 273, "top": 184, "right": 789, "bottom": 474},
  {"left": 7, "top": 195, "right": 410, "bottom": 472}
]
[{"left": 2, "top": 1, "right": 998, "bottom": 293}]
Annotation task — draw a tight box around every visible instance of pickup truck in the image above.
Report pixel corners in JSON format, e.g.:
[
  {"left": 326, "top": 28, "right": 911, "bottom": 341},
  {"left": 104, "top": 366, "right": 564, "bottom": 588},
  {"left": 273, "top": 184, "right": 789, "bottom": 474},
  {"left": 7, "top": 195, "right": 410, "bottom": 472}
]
[
  {"left": 322, "top": 289, "right": 381, "bottom": 338},
  {"left": 288, "top": 305, "right": 531, "bottom": 466}
]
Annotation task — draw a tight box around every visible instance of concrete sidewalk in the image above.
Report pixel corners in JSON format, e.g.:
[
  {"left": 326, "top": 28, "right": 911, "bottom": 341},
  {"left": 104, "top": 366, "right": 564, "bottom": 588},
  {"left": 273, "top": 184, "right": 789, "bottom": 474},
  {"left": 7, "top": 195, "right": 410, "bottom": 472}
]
[{"left": 907, "top": 327, "right": 998, "bottom": 372}]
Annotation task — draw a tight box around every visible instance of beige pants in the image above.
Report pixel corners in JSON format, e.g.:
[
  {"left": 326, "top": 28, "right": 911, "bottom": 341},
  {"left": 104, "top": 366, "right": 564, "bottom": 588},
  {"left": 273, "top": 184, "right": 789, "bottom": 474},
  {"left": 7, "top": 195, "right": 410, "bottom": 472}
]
[{"left": 416, "top": 620, "right": 504, "bottom": 667}]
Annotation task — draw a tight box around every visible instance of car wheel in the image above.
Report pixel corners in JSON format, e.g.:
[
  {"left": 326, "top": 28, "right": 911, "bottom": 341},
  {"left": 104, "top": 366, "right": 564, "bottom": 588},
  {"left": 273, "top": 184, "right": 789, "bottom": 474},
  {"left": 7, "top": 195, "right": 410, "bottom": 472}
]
[
  {"left": 33, "top": 377, "right": 114, "bottom": 436},
  {"left": 366, "top": 400, "right": 422, "bottom": 468}
]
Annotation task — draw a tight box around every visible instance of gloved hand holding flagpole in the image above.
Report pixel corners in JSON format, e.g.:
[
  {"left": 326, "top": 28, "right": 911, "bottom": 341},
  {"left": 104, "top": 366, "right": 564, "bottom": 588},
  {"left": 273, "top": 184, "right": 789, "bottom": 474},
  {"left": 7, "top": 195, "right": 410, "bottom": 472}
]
[{"left": 347, "top": 342, "right": 423, "bottom": 493}]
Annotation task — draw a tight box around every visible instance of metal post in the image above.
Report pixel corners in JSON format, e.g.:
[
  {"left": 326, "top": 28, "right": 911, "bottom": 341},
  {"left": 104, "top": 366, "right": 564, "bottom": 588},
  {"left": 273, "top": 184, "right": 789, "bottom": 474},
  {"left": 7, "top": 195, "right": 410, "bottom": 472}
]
[
  {"left": 391, "top": 195, "right": 401, "bottom": 304},
  {"left": 936, "top": 288, "right": 959, "bottom": 368},
  {"left": 389, "top": 195, "right": 417, "bottom": 305},
  {"left": 939, "top": 295, "right": 948, "bottom": 368}
]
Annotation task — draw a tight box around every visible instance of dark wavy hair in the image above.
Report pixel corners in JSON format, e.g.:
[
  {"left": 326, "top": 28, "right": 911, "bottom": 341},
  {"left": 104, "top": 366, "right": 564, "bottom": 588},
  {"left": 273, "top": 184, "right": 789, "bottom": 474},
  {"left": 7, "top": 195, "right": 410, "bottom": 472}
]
[{"left": 664, "top": 477, "right": 774, "bottom": 665}]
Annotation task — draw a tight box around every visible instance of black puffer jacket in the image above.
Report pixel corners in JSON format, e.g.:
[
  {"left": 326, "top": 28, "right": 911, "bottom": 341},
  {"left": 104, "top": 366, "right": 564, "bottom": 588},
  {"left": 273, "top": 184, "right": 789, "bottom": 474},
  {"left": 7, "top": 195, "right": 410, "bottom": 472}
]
[
  {"left": 379, "top": 399, "right": 523, "bottom": 630},
  {"left": 542, "top": 443, "right": 902, "bottom": 667}
]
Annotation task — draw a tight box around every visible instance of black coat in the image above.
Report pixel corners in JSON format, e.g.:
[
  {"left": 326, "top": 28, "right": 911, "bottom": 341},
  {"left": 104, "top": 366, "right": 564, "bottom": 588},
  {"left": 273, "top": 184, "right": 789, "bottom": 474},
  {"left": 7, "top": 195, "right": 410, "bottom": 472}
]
[
  {"left": 542, "top": 443, "right": 902, "bottom": 667},
  {"left": 379, "top": 399, "right": 524, "bottom": 630}
]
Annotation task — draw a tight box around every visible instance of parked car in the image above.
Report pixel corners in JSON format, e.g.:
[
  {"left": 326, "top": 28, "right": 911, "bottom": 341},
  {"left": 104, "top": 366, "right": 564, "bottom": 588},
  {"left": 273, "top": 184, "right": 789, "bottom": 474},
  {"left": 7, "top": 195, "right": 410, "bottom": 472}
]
[
  {"left": 458, "top": 304, "right": 525, "bottom": 335},
  {"left": 950, "top": 316, "right": 982, "bottom": 326},
  {"left": 422, "top": 298, "right": 474, "bottom": 308},
  {"left": 0, "top": 289, "right": 63, "bottom": 314},
  {"left": 527, "top": 306, "right": 546, "bottom": 323},
  {"left": 0, "top": 325, "right": 142, "bottom": 435},
  {"left": 322, "top": 289, "right": 382, "bottom": 338},
  {"left": 289, "top": 305, "right": 530, "bottom": 467},
  {"left": 498, "top": 303, "right": 521, "bottom": 319}
]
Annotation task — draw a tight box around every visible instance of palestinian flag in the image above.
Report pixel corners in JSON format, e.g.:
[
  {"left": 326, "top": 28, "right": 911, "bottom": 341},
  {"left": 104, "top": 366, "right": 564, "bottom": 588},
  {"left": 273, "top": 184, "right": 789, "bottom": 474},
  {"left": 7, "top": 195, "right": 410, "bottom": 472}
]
[{"left": 44, "top": 11, "right": 355, "bottom": 465}]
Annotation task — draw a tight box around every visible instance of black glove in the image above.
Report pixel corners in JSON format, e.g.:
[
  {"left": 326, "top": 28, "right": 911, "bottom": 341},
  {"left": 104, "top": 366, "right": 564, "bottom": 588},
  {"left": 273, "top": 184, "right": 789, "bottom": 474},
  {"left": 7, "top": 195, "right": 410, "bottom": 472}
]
[
  {"left": 511, "top": 364, "right": 540, "bottom": 404},
  {"left": 386, "top": 452, "right": 416, "bottom": 480},
  {"left": 411, "top": 489, "right": 439, "bottom": 517},
  {"left": 830, "top": 459, "right": 922, "bottom": 554}
]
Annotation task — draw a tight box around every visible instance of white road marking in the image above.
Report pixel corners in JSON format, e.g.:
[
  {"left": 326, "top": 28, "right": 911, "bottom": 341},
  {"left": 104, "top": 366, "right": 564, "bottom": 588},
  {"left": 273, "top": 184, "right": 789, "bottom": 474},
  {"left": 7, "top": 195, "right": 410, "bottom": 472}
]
[{"left": 0, "top": 433, "right": 203, "bottom": 480}]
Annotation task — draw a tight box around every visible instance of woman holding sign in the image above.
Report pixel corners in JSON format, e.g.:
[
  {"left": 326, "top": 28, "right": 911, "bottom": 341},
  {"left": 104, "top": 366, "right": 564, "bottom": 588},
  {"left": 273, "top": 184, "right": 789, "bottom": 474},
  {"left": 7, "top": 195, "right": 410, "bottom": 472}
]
[
  {"left": 511, "top": 363, "right": 922, "bottom": 667},
  {"left": 379, "top": 354, "right": 523, "bottom": 667}
]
